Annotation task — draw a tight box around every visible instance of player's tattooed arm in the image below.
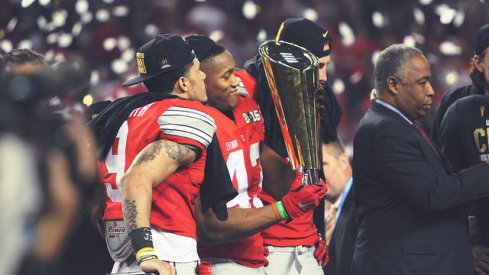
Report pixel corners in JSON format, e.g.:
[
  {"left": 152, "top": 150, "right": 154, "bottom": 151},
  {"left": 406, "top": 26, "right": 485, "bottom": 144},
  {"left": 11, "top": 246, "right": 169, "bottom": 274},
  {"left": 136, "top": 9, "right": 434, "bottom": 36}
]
[
  {"left": 123, "top": 199, "right": 138, "bottom": 232},
  {"left": 163, "top": 140, "right": 196, "bottom": 166},
  {"left": 132, "top": 140, "right": 196, "bottom": 167},
  {"left": 133, "top": 140, "right": 164, "bottom": 166},
  {"left": 121, "top": 139, "right": 197, "bottom": 231}
]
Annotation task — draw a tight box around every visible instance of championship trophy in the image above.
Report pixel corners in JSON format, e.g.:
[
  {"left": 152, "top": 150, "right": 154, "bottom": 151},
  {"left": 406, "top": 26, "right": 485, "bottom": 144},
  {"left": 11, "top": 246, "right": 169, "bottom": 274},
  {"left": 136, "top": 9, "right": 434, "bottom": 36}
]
[{"left": 259, "top": 40, "right": 321, "bottom": 186}]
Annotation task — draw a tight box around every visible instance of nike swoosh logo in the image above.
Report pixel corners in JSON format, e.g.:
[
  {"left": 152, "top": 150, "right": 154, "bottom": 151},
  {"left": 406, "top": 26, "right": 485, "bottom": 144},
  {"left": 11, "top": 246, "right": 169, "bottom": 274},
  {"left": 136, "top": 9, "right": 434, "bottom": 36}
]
[
  {"left": 322, "top": 31, "right": 328, "bottom": 38},
  {"left": 298, "top": 202, "right": 315, "bottom": 209}
]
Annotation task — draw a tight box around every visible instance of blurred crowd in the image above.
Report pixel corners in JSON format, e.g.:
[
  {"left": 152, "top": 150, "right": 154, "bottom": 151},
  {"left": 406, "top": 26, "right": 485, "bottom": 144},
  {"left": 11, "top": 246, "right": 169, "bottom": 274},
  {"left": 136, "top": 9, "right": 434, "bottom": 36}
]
[{"left": 1, "top": 0, "right": 488, "bottom": 146}]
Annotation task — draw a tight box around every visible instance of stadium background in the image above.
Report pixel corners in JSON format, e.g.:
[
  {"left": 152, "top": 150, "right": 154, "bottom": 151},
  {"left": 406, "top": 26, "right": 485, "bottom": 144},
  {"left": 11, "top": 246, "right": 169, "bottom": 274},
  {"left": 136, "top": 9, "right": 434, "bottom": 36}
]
[{"left": 2, "top": 0, "right": 488, "bottom": 149}]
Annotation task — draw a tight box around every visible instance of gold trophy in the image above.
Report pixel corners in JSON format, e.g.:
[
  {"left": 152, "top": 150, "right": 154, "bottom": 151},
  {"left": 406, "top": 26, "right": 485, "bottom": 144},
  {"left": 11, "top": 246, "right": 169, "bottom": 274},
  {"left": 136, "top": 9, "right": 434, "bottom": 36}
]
[{"left": 259, "top": 40, "right": 320, "bottom": 185}]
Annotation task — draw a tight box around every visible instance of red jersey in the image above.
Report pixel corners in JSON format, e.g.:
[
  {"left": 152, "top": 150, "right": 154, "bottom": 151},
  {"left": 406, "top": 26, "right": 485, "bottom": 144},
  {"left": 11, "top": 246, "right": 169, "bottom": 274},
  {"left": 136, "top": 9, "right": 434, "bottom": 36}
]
[
  {"left": 259, "top": 176, "right": 319, "bottom": 247},
  {"left": 236, "top": 68, "right": 320, "bottom": 246},
  {"left": 99, "top": 98, "right": 216, "bottom": 239},
  {"left": 198, "top": 95, "right": 266, "bottom": 267}
]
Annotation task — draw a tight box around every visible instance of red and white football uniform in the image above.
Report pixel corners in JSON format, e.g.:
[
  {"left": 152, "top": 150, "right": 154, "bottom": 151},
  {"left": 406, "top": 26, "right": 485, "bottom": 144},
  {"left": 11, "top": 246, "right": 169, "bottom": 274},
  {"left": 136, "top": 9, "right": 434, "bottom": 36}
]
[
  {"left": 99, "top": 98, "right": 215, "bottom": 240},
  {"left": 235, "top": 68, "right": 320, "bottom": 247},
  {"left": 259, "top": 180, "right": 318, "bottom": 247},
  {"left": 198, "top": 95, "right": 266, "bottom": 267}
]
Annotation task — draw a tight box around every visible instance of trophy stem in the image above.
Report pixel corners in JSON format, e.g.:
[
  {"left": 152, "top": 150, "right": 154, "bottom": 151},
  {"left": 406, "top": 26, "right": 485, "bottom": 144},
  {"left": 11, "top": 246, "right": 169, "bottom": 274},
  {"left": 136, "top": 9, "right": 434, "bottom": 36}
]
[{"left": 302, "top": 168, "right": 320, "bottom": 186}]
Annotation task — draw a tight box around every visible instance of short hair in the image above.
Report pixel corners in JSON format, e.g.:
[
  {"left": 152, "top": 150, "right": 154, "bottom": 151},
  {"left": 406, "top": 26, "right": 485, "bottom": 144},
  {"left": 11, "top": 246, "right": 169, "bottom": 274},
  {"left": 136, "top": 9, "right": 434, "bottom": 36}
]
[
  {"left": 199, "top": 44, "right": 226, "bottom": 72},
  {"left": 325, "top": 139, "right": 346, "bottom": 158},
  {"left": 470, "top": 47, "right": 488, "bottom": 93},
  {"left": 3, "top": 48, "right": 48, "bottom": 69},
  {"left": 374, "top": 44, "right": 423, "bottom": 93},
  {"left": 143, "top": 61, "right": 193, "bottom": 93}
]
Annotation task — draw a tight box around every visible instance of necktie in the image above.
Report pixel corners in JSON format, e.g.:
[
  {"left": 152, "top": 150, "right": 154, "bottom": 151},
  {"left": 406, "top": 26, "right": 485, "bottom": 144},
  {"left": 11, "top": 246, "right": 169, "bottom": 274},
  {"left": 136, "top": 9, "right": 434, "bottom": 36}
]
[
  {"left": 413, "top": 122, "right": 441, "bottom": 157},
  {"left": 413, "top": 121, "right": 452, "bottom": 171},
  {"left": 325, "top": 205, "right": 338, "bottom": 245}
]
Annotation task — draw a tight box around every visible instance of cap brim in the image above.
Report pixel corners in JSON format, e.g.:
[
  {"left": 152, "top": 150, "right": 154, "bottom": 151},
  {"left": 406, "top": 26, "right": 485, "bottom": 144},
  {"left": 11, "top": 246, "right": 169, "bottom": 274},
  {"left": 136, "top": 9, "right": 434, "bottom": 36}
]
[{"left": 122, "top": 73, "right": 157, "bottom": 86}]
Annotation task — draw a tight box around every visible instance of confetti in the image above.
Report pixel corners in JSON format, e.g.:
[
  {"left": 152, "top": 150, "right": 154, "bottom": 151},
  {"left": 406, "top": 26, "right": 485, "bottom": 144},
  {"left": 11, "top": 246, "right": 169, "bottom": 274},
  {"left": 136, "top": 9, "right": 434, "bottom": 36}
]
[
  {"left": 103, "top": 37, "right": 117, "bottom": 51},
  {"left": 372, "top": 11, "right": 386, "bottom": 28},
  {"left": 303, "top": 9, "right": 318, "bottom": 22},
  {"left": 439, "top": 41, "right": 462, "bottom": 55},
  {"left": 111, "top": 59, "right": 128, "bottom": 74},
  {"left": 243, "top": 1, "right": 259, "bottom": 20},
  {"left": 113, "top": 6, "right": 129, "bottom": 17},
  {"left": 95, "top": 9, "right": 110, "bottom": 22},
  {"left": 209, "top": 30, "right": 224, "bottom": 42},
  {"left": 7, "top": 17, "right": 18, "bottom": 32},
  {"left": 339, "top": 22, "right": 355, "bottom": 47},
  {"left": 75, "top": 0, "right": 89, "bottom": 14}
]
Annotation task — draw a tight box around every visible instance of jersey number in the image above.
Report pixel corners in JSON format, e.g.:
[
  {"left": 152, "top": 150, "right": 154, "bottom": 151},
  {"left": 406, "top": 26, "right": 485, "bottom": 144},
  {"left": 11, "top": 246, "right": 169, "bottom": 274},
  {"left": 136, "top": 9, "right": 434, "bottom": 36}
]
[
  {"left": 104, "top": 121, "right": 129, "bottom": 202},
  {"left": 226, "top": 142, "right": 262, "bottom": 208}
]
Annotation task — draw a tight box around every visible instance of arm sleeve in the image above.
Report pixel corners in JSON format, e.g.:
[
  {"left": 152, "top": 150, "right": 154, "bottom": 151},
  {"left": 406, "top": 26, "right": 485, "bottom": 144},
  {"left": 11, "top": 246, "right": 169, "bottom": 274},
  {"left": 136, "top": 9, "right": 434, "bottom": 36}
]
[
  {"left": 158, "top": 105, "right": 216, "bottom": 159},
  {"left": 439, "top": 106, "right": 465, "bottom": 172},
  {"left": 200, "top": 134, "right": 238, "bottom": 221},
  {"left": 374, "top": 122, "right": 489, "bottom": 211}
]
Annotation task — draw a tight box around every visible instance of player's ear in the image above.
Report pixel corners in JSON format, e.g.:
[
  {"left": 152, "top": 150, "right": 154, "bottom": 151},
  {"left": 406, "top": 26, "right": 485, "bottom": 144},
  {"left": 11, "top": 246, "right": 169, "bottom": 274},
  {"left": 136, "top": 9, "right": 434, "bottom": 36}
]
[
  {"left": 175, "top": 76, "right": 189, "bottom": 94},
  {"left": 472, "top": 55, "right": 484, "bottom": 72}
]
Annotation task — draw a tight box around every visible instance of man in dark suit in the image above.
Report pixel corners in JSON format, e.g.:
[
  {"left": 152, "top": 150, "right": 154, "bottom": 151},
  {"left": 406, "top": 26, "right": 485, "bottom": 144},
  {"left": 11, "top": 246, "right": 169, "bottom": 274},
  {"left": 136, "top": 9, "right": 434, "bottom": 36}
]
[
  {"left": 351, "top": 44, "right": 489, "bottom": 275},
  {"left": 321, "top": 140, "right": 357, "bottom": 275}
]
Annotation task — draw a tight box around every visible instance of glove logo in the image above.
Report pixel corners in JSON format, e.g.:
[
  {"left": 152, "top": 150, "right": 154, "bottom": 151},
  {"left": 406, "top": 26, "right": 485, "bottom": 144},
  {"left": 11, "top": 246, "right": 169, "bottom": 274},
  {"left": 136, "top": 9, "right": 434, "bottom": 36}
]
[{"left": 298, "top": 201, "right": 315, "bottom": 209}]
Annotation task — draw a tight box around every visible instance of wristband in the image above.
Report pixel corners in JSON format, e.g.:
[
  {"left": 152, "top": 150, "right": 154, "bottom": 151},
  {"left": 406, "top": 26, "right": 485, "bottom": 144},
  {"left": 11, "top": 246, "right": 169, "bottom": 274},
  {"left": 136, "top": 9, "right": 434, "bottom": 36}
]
[
  {"left": 129, "top": 227, "right": 154, "bottom": 254},
  {"left": 138, "top": 254, "right": 158, "bottom": 265},
  {"left": 276, "top": 201, "right": 290, "bottom": 220},
  {"left": 271, "top": 202, "right": 281, "bottom": 220},
  {"left": 136, "top": 247, "right": 156, "bottom": 260}
]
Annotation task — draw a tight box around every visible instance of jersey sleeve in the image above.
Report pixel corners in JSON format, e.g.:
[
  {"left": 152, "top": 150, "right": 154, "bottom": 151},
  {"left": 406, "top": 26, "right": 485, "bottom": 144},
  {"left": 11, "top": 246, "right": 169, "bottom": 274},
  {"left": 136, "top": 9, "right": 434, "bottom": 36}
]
[
  {"left": 438, "top": 105, "right": 463, "bottom": 171},
  {"left": 158, "top": 105, "right": 216, "bottom": 152},
  {"left": 200, "top": 134, "right": 238, "bottom": 221}
]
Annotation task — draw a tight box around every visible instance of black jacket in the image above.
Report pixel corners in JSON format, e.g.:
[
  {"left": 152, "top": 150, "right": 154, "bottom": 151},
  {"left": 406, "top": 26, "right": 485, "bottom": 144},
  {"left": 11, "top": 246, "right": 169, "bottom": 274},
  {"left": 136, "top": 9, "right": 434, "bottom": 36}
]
[{"left": 352, "top": 101, "right": 489, "bottom": 275}]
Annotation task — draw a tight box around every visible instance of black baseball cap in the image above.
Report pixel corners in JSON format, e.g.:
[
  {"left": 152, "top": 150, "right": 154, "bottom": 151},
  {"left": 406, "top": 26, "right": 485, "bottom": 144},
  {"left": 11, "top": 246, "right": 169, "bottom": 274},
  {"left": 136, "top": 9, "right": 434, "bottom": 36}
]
[
  {"left": 185, "top": 35, "right": 218, "bottom": 61},
  {"left": 275, "top": 18, "right": 332, "bottom": 58},
  {"left": 122, "top": 34, "right": 195, "bottom": 87},
  {"left": 474, "top": 23, "right": 489, "bottom": 56}
]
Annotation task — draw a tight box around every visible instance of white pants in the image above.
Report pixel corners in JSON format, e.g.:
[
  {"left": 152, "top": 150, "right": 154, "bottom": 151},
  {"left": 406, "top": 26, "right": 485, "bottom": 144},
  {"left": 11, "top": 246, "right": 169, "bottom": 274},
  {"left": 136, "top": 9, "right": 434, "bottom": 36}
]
[
  {"left": 111, "top": 255, "right": 198, "bottom": 275},
  {"left": 265, "top": 245, "right": 324, "bottom": 275},
  {"left": 209, "top": 260, "right": 266, "bottom": 275}
]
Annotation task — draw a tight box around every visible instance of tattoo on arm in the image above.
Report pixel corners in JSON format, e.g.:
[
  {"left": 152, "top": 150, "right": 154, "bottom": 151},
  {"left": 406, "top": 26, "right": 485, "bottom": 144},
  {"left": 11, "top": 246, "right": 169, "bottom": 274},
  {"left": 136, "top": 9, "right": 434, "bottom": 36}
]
[
  {"left": 133, "top": 140, "right": 195, "bottom": 168},
  {"left": 163, "top": 140, "right": 194, "bottom": 164},
  {"left": 123, "top": 199, "right": 138, "bottom": 232},
  {"left": 164, "top": 140, "right": 183, "bottom": 161},
  {"left": 133, "top": 141, "right": 163, "bottom": 166}
]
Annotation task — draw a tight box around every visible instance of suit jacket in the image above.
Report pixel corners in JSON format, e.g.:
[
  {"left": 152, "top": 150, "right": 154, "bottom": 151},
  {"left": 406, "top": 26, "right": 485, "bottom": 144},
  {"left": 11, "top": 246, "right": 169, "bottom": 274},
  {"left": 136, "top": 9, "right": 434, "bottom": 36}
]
[
  {"left": 324, "top": 188, "right": 358, "bottom": 275},
  {"left": 351, "top": 101, "right": 489, "bottom": 275}
]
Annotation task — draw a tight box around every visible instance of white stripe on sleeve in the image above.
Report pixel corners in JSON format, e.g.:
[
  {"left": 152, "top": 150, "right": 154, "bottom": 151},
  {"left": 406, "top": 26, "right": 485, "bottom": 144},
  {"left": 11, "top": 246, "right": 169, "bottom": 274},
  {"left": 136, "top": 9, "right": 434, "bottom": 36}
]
[{"left": 158, "top": 106, "right": 216, "bottom": 148}]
